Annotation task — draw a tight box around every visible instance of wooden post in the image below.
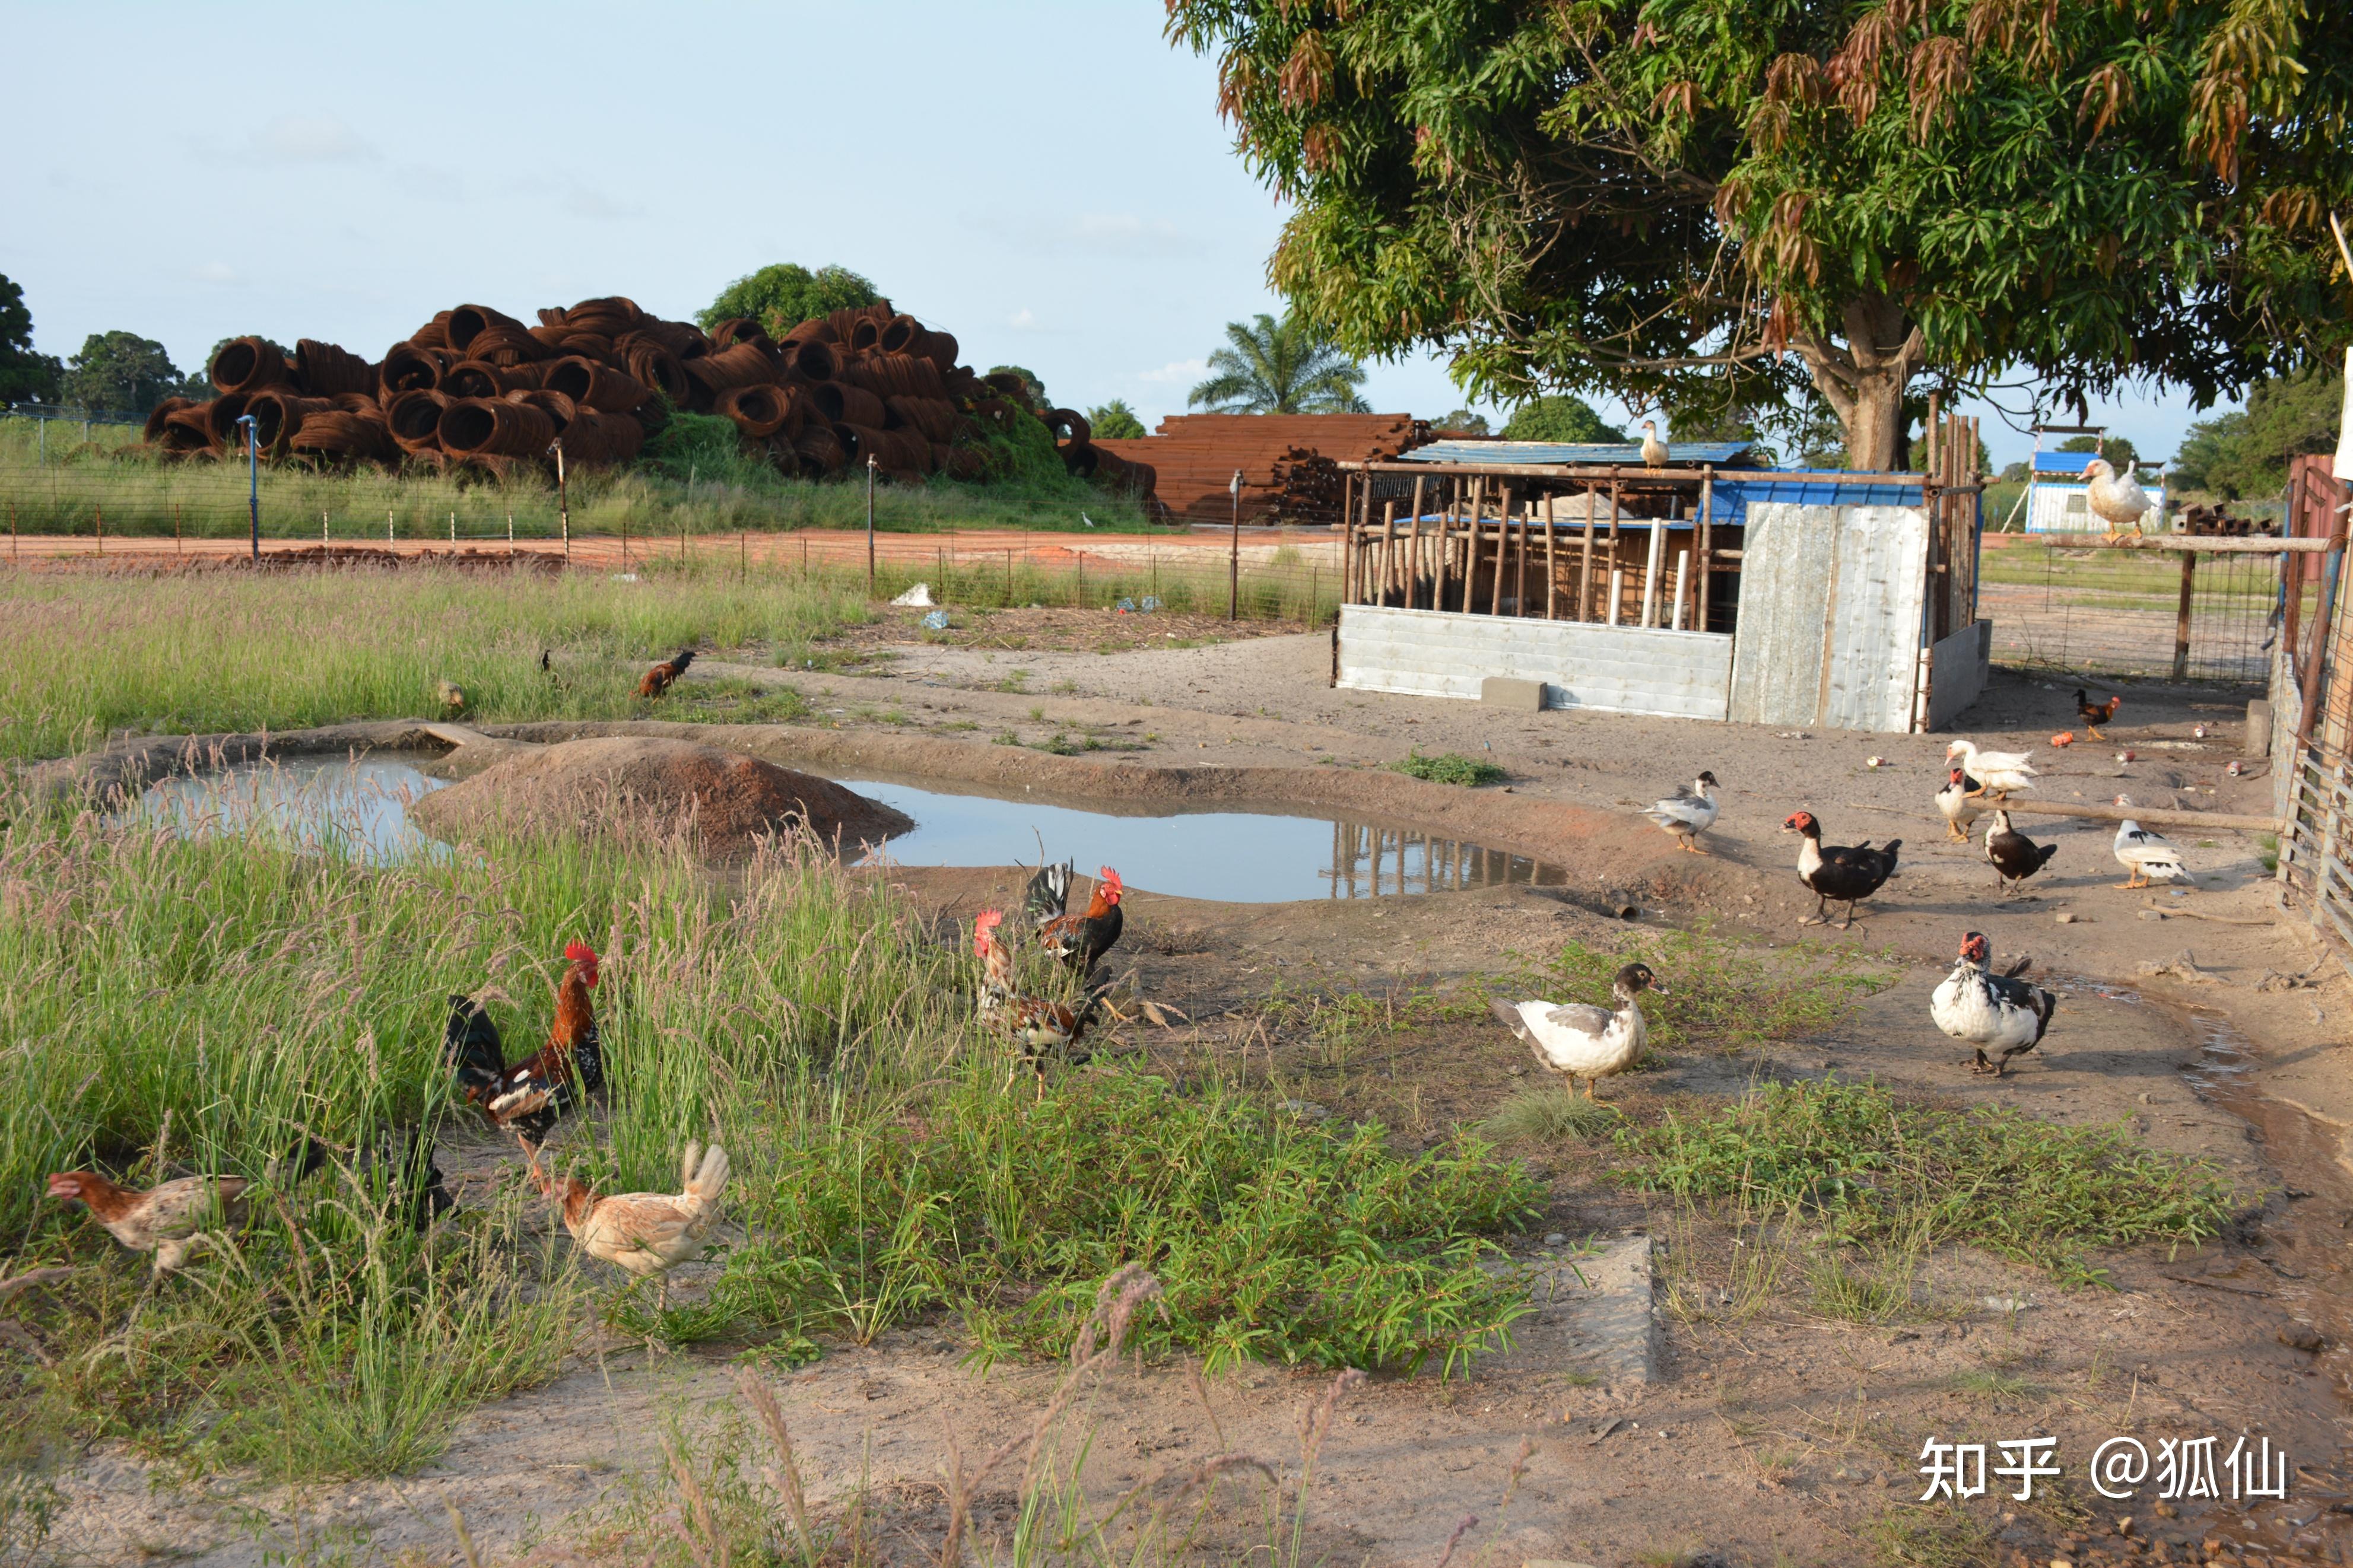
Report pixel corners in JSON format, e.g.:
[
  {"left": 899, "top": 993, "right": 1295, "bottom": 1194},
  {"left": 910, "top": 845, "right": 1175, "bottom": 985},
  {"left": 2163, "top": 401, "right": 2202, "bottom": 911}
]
[
  {"left": 1696, "top": 467, "right": 1714, "bottom": 634},
  {"left": 1434, "top": 482, "right": 1453, "bottom": 611},
  {"left": 1543, "top": 492, "right": 1557, "bottom": 621},
  {"left": 2284, "top": 463, "right": 2306, "bottom": 657},
  {"left": 1641, "top": 515, "right": 1666, "bottom": 626},
  {"left": 1341, "top": 510, "right": 1355, "bottom": 605},
  {"left": 1377, "top": 501, "right": 1396, "bottom": 605},
  {"left": 1404, "top": 476, "right": 1425, "bottom": 610},
  {"left": 2173, "top": 547, "right": 2198, "bottom": 680},
  {"left": 1511, "top": 491, "right": 1528, "bottom": 616},
  {"left": 1492, "top": 485, "right": 1513, "bottom": 615},
  {"left": 1578, "top": 488, "right": 1599, "bottom": 621}
]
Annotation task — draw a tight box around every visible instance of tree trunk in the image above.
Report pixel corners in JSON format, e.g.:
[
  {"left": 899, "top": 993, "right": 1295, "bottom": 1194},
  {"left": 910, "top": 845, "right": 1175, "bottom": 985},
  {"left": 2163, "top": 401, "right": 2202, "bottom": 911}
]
[{"left": 1789, "top": 292, "right": 1924, "bottom": 472}]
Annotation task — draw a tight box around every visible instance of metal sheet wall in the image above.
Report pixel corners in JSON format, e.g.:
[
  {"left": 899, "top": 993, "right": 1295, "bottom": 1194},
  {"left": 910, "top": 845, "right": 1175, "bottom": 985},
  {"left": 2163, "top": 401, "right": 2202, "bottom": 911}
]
[
  {"left": 1729, "top": 502, "right": 1930, "bottom": 732},
  {"left": 1336, "top": 605, "right": 1732, "bottom": 721}
]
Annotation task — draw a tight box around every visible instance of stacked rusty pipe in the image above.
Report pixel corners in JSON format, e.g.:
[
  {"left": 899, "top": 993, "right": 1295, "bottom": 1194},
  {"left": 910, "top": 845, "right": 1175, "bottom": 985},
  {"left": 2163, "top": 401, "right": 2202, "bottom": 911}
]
[{"left": 141, "top": 295, "right": 1161, "bottom": 511}]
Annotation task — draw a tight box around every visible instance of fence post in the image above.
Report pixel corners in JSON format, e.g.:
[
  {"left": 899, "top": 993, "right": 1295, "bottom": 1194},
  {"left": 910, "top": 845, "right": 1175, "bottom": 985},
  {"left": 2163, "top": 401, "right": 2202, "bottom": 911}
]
[
  {"left": 238, "top": 414, "right": 259, "bottom": 561},
  {"left": 866, "top": 456, "right": 877, "bottom": 597},
  {"left": 2173, "top": 548, "right": 2198, "bottom": 680},
  {"left": 1228, "top": 469, "right": 1243, "bottom": 621},
  {"left": 96, "top": 504, "right": 103, "bottom": 556}
]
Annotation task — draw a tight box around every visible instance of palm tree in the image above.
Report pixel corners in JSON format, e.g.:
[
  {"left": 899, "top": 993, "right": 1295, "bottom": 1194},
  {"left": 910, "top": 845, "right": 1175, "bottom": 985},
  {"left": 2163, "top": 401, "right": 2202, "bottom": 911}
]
[{"left": 1187, "top": 311, "right": 1370, "bottom": 414}]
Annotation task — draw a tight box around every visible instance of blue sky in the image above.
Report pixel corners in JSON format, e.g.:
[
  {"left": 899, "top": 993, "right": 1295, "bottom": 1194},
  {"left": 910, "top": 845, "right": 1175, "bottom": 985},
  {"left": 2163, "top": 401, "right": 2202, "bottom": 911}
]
[{"left": 2, "top": 1, "right": 2221, "bottom": 470}]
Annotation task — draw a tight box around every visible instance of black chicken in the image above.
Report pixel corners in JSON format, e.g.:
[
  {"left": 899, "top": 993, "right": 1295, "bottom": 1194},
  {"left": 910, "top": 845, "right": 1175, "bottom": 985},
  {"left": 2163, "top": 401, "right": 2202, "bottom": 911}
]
[
  {"left": 1983, "top": 810, "right": 2059, "bottom": 898},
  {"left": 1023, "top": 860, "right": 1125, "bottom": 974},
  {"left": 1781, "top": 811, "right": 1901, "bottom": 929}
]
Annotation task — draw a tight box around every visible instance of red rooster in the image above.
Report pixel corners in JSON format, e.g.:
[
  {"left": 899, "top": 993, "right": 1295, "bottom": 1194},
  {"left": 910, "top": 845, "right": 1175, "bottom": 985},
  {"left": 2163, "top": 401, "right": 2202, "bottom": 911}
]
[
  {"left": 2075, "top": 688, "right": 2122, "bottom": 739},
  {"left": 973, "top": 907, "right": 1107, "bottom": 1093},
  {"left": 1024, "top": 863, "right": 1125, "bottom": 974},
  {"left": 637, "top": 648, "right": 696, "bottom": 699},
  {"left": 446, "top": 940, "right": 606, "bottom": 1147}
]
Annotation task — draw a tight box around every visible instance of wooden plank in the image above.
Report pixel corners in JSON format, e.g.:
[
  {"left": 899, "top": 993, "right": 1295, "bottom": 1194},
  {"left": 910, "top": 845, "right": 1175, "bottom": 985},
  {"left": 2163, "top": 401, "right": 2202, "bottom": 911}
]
[
  {"left": 1490, "top": 484, "right": 1508, "bottom": 616},
  {"left": 1579, "top": 488, "right": 1599, "bottom": 622},
  {"left": 1433, "top": 483, "right": 1452, "bottom": 612},
  {"left": 1544, "top": 492, "right": 1558, "bottom": 621},
  {"left": 1380, "top": 501, "right": 1398, "bottom": 607},
  {"left": 1405, "top": 476, "right": 1425, "bottom": 612},
  {"left": 1511, "top": 489, "right": 1528, "bottom": 618},
  {"left": 2173, "top": 549, "right": 2197, "bottom": 680}
]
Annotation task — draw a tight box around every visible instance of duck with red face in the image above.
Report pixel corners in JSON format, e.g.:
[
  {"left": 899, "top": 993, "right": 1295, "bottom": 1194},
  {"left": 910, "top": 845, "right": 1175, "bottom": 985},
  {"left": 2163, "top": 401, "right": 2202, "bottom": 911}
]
[
  {"left": 1780, "top": 811, "right": 1901, "bottom": 929},
  {"left": 1929, "top": 931, "right": 2056, "bottom": 1077}
]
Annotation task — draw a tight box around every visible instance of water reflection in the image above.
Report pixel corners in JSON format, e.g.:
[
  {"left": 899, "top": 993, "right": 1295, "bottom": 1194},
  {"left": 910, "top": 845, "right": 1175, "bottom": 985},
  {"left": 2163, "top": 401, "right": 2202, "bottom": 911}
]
[
  {"left": 132, "top": 753, "right": 451, "bottom": 865},
  {"left": 1323, "top": 820, "right": 1566, "bottom": 899}
]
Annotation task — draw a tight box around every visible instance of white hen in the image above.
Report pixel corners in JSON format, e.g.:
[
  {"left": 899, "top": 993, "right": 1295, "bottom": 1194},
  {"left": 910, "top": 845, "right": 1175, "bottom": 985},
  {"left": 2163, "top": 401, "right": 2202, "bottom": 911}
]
[
  {"left": 2111, "top": 798, "right": 2187, "bottom": 889},
  {"left": 1944, "top": 740, "right": 2037, "bottom": 799},
  {"left": 1489, "top": 962, "right": 1663, "bottom": 1099},
  {"left": 1643, "top": 771, "right": 1719, "bottom": 853}
]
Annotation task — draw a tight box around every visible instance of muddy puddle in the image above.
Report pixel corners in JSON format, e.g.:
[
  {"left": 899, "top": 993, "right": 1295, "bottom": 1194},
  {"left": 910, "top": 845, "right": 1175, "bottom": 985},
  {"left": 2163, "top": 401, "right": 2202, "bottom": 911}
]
[
  {"left": 125, "top": 752, "right": 1563, "bottom": 903},
  {"left": 129, "top": 752, "right": 452, "bottom": 864}
]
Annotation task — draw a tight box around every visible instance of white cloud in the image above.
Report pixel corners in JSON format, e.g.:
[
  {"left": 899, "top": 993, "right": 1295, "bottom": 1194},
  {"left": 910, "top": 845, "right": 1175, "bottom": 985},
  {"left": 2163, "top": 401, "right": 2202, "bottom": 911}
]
[
  {"left": 1066, "top": 214, "right": 1199, "bottom": 257},
  {"left": 1006, "top": 307, "right": 1044, "bottom": 332},
  {"left": 1136, "top": 358, "right": 1207, "bottom": 384},
  {"left": 246, "top": 115, "right": 376, "bottom": 165},
  {"left": 192, "top": 261, "right": 240, "bottom": 285}
]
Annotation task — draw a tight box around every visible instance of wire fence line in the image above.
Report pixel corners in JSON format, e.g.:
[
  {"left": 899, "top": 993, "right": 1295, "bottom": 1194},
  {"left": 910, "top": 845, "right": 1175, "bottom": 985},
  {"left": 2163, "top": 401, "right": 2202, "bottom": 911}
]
[{"left": 1980, "top": 539, "right": 2287, "bottom": 685}]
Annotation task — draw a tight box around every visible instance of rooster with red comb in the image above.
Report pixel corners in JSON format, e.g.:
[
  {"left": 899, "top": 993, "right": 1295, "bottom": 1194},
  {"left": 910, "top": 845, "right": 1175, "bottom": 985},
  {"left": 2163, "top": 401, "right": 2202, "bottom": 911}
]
[
  {"left": 971, "top": 906, "right": 1109, "bottom": 1094},
  {"left": 445, "top": 939, "right": 606, "bottom": 1148},
  {"left": 1025, "top": 864, "right": 1125, "bottom": 975}
]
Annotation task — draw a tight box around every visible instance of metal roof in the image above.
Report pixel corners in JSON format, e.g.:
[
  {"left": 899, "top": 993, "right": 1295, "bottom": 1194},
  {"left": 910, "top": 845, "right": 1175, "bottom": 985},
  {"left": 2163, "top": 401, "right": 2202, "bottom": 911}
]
[
  {"left": 1398, "top": 438, "right": 1755, "bottom": 466},
  {"left": 1708, "top": 472, "right": 1927, "bottom": 526},
  {"left": 2031, "top": 450, "right": 2098, "bottom": 476}
]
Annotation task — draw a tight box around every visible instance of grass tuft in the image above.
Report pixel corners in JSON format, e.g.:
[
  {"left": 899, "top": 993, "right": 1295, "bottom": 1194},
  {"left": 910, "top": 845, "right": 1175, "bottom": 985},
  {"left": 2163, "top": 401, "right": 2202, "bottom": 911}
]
[
  {"left": 1387, "top": 750, "right": 1507, "bottom": 788},
  {"left": 1481, "top": 1089, "right": 1621, "bottom": 1143}
]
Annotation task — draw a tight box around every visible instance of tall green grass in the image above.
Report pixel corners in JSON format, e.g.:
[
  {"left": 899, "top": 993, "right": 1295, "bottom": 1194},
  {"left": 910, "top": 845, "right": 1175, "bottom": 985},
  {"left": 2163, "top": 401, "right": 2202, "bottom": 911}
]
[
  {"left": 0, "top": 567, "right": 869, "bottom": 762},
  {"left": 1, "top": 785, "right": 1538, "bottom": 1481},
  {"left": 0, "top": 412, "right": 1158, "bottom": 539}
]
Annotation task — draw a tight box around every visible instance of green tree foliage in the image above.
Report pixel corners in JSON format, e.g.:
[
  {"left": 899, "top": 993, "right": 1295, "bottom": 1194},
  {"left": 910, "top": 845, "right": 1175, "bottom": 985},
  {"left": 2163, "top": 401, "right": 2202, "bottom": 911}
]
[
  {"left": 698, "top": 263, "right": 881, "bottom": 338},
  {"left": 1187, "top": 310, "right": 1370, "bottom": 414},
  {"left": 0, "top": 275, "right": 62, "bottom": 404},
  {"left": 2170, "top": 362, "right": 2346, "bottom": 498},
  {"left": 1166, "top": 1, "right": 2352, "bottom": 471},
  {"left": 987, "top": 364, "right": 1050, "bottom": 409},
  {"left": 1501, "top": 395, "right": 1621, "bottom": 444},
  {"left": 60, "top": 330, "right": 185, "bottom": 414},
  {"left": 1085, "top": 398, "right": 1148, "bottom": 440},
  {"left": 2058, "top": 433, "right": 2140, "bottom": 470},
  {"left": 1436, "top": 409, "right": 1493, "bottom": 434}
]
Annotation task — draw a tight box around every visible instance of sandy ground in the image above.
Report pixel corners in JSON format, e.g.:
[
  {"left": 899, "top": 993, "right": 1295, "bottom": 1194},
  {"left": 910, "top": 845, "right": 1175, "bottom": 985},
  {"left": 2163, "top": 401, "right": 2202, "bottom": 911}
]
[{"left": 41, "top": 611, "right": 2353, "bottom": 1567}]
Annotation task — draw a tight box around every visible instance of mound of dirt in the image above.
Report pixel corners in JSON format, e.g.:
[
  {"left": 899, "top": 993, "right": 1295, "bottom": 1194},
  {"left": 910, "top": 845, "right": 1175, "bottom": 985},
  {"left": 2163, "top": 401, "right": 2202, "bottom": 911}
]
[{"left": 412, "top": 737, "right": 910, "bottom": 854}]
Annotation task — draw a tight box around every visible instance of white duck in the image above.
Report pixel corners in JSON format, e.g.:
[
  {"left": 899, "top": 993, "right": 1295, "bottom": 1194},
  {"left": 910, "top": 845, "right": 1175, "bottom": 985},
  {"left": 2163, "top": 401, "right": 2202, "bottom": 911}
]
[
  {"left": 1944, "top": 739, "right": 2037, "bottom": 800},
  {"left": 1935, "top": 765, "right": 1984, "bottom": 842},
  {"left": 2085, "top": 457, "right": 2153, "bottom": 542},
  {"left": 1929, "top": 931, "right": 2057, "bottom": 1077},
  {"left": 2110, "top": 796, "right": 2189, "bottom": 888},
  {"left": 1490, "top": 962, "right": 1664, "bottom": 1099},
  {"left": 1640, "top": 419, "right": 1670, "bottom": 467},
  {"left": 1643, "top": 771, "right": 1719, "bottom": 853}
]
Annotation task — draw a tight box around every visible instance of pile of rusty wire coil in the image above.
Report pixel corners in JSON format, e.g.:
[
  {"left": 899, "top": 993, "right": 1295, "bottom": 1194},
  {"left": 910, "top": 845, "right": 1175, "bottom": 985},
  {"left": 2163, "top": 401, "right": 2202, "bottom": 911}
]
[{"left": 141, "top": 297, "right": 1163, "bottom": 511}]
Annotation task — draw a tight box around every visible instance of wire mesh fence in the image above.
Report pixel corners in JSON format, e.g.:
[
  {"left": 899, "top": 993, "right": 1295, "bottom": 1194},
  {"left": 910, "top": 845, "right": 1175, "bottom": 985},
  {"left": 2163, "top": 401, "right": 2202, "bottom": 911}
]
[{"left": 1979, "top": 538, "right": 2288, "bottom": 685}]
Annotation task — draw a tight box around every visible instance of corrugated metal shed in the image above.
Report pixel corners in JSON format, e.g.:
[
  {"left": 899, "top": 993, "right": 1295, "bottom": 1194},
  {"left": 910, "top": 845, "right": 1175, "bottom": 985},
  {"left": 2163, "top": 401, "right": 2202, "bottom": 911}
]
[
  {"left": 2032, "top": 450, "right": 2099, "bottom": 476},
  {"left": 1337, "top": 605, "right": 1731, "bottom": 720},
  {"left": 1728, "top": 501, "right": 1930, "bottom": 731},
  {"left": 1396, "top": 439, "right": 1754, "bottom": 467}
]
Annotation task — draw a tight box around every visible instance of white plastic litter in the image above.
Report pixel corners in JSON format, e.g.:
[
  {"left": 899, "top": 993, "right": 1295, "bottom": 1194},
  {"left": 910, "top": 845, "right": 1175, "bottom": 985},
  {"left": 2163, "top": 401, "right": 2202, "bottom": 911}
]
[{"left": 890, "top": 582, "right": 935, "bottom": 608}]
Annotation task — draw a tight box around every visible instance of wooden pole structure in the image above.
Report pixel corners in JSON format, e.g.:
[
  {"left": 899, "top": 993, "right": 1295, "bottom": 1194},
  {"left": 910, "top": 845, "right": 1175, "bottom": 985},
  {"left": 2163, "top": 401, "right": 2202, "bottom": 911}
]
[
  {"left": 1511, "top": 491, "right": 1528, "bottom": 616},
  {"left": 1607, "top": 567, "right": 1624, "bottom": 625},
  {"left": 1491, "top": 486, "right": 1513, "bottom": 615},
  {"left": 1433, "top": 481, "right": 1453, "bottom": 611},
  {"left": 1671, "top": 550, "right": 1689, "bottom": 630},
  {"left": 1578, "top": 488, "right": 1598, "bottom": 621},
  {"left": 1543, "top": 492, "right": 1558, "bottom": 620},
  {"left": 2173, "top": 548, "right": 2199, "bottom": 680},
  {"left": 1605, "top": 472, "right": 1623, "bottom": 624},
  {"left": 1404, "top": 476, "right": 1425, "bottom": 610},
  {"left": 1380, "top": 501, "right": 1398, "bottom": 606}
]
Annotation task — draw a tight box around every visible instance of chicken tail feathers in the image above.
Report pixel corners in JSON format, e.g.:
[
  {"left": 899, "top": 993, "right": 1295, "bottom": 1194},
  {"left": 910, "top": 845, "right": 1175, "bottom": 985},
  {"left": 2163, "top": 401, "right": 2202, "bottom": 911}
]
[
  {"left": 685, "top": 1143, "right": 731, "bottom": 1202},
  {"left": 1024, "top": 860, "right": 1074, "bottom": 928},
  {"left": 443, "top": 995, "right": 505, "bottom": 1092}
]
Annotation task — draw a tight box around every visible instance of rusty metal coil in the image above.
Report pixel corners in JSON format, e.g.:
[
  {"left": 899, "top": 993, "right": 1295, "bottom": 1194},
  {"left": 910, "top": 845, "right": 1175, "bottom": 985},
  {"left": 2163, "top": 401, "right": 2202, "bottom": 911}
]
[
  {"left": 877, "top": 315, "right": 922, "bottom": 355},
  {"left": 806, "top": 381, "right": 886, "bottom": 428},
  {"left": 943, "top": 365, "right": 982, "bottom": 400},
  {"left": 845, "top": 317, "right": 883, "bottom": 354},
  {"left": 614, "top": 336, "right": 690, "bottom": 405},
  {"left": 205, "top": 393, "right": 253, "bottom": 446},
  {"left": 379, "top": 342, "right": 444, "bottom": 396},
  {"left": 1043, "top": 408, "right": 1092, "bottom": 454},
  {"left": 779, "top": 335, "right": 839, "bottom": 381},
  {"left": 793, "top": 423, "right": 846, "bottom": 475},
  {"left": 875, "top": 427, "right": 933, "bottom": 472},
  {"left": 535, "top": 307, "right": 567, "bottom": 329},
  {"left": 330, "top": 392, "right": 381, "bottom": 415},
  {"left": 826, "top": 304, "right": 890, "bottom": 343},
  {"left": 462, "top": 323, "right": 557, "bottom": 367},
  {"left": 543, "top": 355, "right": 650, "bottom": 414},
  {"left": 917, "top": 327, "right": 960, "bottom": 374},
  {"left": 559, "top": 297, "right": 644, "bottom": 339},
  {"left": 526, "top": 324, "right": 571, "bottom": 353},
  {"left": 445, "top": 304, "right": 528, "bottom": 353},
  {"left": 558, "top": 409, "right": 646, "bottom": 466},
  {"left": 885, "top": 395, "right": 960, "bottom": 444},
  {"left": 843, "top": 353, "right": 945, "bottom": 401},
  {"left": 970, "top": 396, "right": 1013, "bottom": 430},
  {"left": 438, "top": 396, "right": 555, "bottom": 459},
  {"left": 1062, "top": 443, "right": 1099, "bottom": 478},
  {"left": 408, "top": 311, "right": 454, "bottom": 351},
  {"left": 244, "top": 392, "right": 334, "bottom": 456},
  {"left": 507, "top": 388, "right": 577, "bottom": 432},
  {"left": 944, "top": 444, "right": 988, "bottom": 481},
  {"left": 159, "top": 401, "right": 218, "bottom": 454},
  {"left": 385, "top": 389, "right": 452, "bottom": 453},
  {"left": 715, "top": 383, "right": 793, "bottom": 439},
  {"left": 830, "top": 422, "right": 890, "bottom": 467},
  {"left": 144, "top": 397, "right": 193, "bottom": 443},
  {"left": 557, "top": 332, "right": 613, "bottom": 361},
  {"left": 707, "top": 317, "right": 776, "bottom": 355},
  {"left": 783, "top": 317, "right": 838, "bottom": 345},
  {"left": 441, "top": 360, "right": 506, "bottom": 400},
  {"left": 294, "top": 339, "right": 378, "bottom": 398},
  {"left": 631, "top": 318, "right": 711, "bottom": 361},
  {"left": 210, "top": 336, "right": 295, "bottom": 396},
  {"left": 681, "top": 342, "right": 780, "bottom": 406},
  {"left": 291, "top": 410, "right": 396, "bottom": 463}
]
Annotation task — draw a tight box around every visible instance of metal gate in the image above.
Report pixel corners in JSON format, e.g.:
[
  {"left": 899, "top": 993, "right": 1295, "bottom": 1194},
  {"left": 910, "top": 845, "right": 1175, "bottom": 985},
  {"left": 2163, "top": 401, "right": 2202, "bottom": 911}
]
[{"left": 1729, "top": 501, "right": 1930, "bottom": 732}]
